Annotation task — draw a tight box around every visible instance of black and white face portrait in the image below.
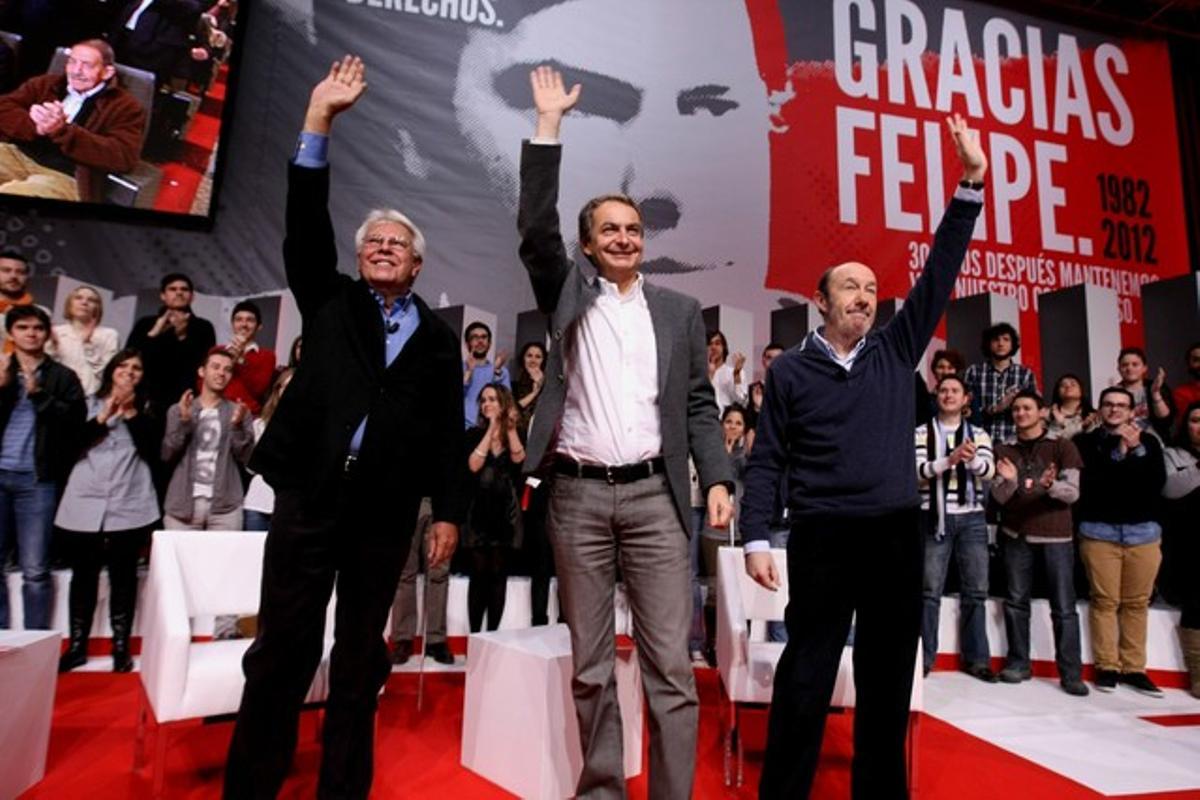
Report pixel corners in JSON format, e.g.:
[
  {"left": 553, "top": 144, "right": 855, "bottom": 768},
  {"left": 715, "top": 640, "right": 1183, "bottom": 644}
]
[{"left": 453, "top": 0, "right": 772, "bottom": 309}]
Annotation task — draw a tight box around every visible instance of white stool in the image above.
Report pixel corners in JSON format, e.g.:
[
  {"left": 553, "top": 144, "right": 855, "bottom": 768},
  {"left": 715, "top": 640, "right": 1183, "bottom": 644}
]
[
  {"left": 461, "top": 624, "right": 643, "bottom": 798},
  {"left": 0, "top": 630, "right": 59, "bottom": 797}
]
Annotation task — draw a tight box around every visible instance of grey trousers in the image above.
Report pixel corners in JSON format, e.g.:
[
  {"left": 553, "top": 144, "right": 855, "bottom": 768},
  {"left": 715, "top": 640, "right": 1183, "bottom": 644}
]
[
  {"left": 389, "top": 498, "right": 448, "bottom": 645},
  {"left": 547, "top": 472, "right": 698, "bottom": 800}
]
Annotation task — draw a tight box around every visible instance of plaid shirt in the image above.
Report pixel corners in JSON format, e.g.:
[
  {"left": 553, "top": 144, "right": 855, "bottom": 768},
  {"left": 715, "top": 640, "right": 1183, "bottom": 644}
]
[{"left": 963, "top": 360, "right": 1037, "bottom": 443}]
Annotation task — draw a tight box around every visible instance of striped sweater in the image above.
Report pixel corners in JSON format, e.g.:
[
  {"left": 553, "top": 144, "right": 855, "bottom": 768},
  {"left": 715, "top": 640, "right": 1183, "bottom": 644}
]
[{"left": 915, "top": 418, "right": 995, "bottom": 537}]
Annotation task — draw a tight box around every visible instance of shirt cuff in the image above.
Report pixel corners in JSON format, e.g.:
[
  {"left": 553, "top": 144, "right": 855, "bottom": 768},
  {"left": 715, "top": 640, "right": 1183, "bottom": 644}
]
[
  {"left": 293, "top": 131, "right": 329, "bottom": 168},
  {"left": 744, "top": 540, "right": 770, "bottom": 554},
  {"left": 953, "top": 185, "right": 984, "bottom": 204},
  {"left": 529, "top": 136, "right": 560, "bottom": 146}
]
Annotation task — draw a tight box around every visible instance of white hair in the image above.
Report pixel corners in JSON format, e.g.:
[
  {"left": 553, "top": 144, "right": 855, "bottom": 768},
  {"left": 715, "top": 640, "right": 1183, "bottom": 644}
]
[{"left": 354, "top": 209, "right": 427, "bottom": 261}]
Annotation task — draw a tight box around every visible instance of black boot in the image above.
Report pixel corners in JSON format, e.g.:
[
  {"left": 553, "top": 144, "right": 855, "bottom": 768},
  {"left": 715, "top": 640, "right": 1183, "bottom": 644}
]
[
  {"left": 58, "top": 616, "right": 90, "bottom": 672},
  {"left": 110, "top": 610, "right": 134, "bottom": 673},
  {"left": 58, "top": 575, "right": 96, "bottom": 673}
]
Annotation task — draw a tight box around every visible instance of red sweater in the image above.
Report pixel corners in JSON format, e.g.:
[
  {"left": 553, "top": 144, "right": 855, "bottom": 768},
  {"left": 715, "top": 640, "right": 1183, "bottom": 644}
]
[{"left": 224, "top": 347, "right": 276, "bottom": 415}]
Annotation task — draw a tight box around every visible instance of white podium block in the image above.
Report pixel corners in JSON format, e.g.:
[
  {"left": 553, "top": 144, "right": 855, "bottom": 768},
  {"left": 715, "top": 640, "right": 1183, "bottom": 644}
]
[
  {"left": 0, "top": 630, "right": 59, "bottom": 797},
  {"left": 461, "top": 624, "right": 643, "bottom": 798}
]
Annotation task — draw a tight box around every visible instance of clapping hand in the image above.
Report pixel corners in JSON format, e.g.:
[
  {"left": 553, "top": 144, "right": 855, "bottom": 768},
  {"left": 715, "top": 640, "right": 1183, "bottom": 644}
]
[
  {"left": 231, "top": 400, "right": 249, "bottom": 426},
  {"left": 178, "top": 389, "right": 195, "bottom": 422},
  {"left": 1039, "top": 461, "right": 1057, "bottom": 489},
  {"left": 996, "top": 456, "right": 1018, "bottom": 483}
]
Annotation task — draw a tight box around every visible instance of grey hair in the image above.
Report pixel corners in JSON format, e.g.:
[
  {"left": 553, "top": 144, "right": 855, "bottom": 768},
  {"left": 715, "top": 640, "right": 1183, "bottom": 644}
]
[{"left": 354, "top": 209, "right": 427, "bottom": 261}]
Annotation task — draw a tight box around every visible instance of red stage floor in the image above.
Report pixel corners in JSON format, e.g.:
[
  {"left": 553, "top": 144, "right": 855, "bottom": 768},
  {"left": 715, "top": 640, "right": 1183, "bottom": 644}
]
[{"left": 23, "top": 666, "right": 1200, "bottom": 799}]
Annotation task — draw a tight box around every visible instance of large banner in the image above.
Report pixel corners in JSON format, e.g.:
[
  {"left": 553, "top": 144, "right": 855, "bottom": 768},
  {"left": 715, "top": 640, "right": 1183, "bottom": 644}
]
[
  {"left": 754, "top": 1, "right": 1190, "bottom": 375},
  {"left": 0, "top": 0, "right": 1189, "bottom": 377}
]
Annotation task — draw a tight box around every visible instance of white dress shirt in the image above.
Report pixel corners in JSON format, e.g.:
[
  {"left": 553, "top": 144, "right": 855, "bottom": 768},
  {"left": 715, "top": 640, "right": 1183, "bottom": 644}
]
[
  {"left": 125, "top": 0, "right": 155, "bottom": 30},
  {"left": 556, "top": 272, "right": 661, "bottom": 466},
  {"left": 711, "top": 362, "right": 748, "bottom": 413}
]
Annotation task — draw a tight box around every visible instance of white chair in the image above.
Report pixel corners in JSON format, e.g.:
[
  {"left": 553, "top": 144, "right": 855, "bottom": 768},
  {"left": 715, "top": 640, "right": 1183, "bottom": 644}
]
[
  {"left": 136, "top": 530, "right": 334, "bottom": 796},
  {"left": 715, "top": 546, "right": 923, "bottom": 789}
]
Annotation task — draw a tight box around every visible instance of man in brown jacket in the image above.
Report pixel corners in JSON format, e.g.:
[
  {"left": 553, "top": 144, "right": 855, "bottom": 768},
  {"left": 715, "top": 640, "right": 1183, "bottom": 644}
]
[{"left": 0, "top": 38, "right": 144, "bottom": 202}]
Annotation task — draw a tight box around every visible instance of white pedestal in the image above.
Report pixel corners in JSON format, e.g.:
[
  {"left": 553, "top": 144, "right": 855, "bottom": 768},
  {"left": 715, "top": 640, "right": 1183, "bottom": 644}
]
[
  {"left": 0, "top": 630, "right": 59, "bottom": 797},
  {"left": 461, "top": 624, "right": 643, "bottom": 798}
]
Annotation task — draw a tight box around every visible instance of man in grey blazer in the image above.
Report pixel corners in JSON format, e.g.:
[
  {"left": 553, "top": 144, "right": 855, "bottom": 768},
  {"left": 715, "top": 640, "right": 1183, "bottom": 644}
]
[{"left": 518, "top": 66, "right": 734, "bottom": 799}]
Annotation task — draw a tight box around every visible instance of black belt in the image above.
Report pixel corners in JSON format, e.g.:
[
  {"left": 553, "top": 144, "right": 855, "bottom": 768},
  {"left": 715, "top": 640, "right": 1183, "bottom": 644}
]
[{"left": 554, "top": 455, "right": 665, "bottom": 485}]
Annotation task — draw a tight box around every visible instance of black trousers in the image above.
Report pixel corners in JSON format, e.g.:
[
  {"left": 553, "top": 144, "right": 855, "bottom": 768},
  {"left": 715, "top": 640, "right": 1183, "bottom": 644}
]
[
  {"left": 223, "top": 478, "right": 419, "bottom": 800},
  {"left": 759, "top": 508, "right": 923, "bottom": 800},
  {"left": 63, "top": 527, "right": 147, "bottom": 636},
  {"left": 466, "top": 546, "right": 508, "bottom": 633}
]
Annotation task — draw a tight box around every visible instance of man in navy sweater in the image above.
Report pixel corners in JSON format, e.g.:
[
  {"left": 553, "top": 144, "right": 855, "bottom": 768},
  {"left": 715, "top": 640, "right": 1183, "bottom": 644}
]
[{"left": 741, "top": 113, "right": 987, "bottom": 799}]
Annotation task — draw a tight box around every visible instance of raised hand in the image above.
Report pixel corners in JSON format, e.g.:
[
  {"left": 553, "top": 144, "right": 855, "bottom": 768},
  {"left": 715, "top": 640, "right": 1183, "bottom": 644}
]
[
  {"left": 945, "top": 111, "right": 987, "bottom": 182},
  {"left": 1118, "top": 422, "right": 1142, "bottom": 451},
  {"left": 0, "top": 353, "right": 11, "bottom": 387},
  {"left": 732, "top": 352, "right": 747, "bottom": 376},
  {"left": 493, "top": 349, "right": 508, "bottom": 372},
  {"left": 530, "top": 65, "right": 581, "bottom": 140},
  {"left": 231, "top": 400, "right": 248, "bottom": 426},
  {"left": 305, "top": 55, "right": 367, "bottom": 135}
]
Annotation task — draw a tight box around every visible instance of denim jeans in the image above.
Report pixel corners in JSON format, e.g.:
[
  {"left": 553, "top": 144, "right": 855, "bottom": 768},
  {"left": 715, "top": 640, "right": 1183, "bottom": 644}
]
[
  {"left": 1002, "top": 535, "right": 1083, "bottom": 680},
  {"left": 766, "top": 527, "right": 791, "bottom": 643},
  {"left": 0, "top": 469, "right": 58, "bottom": 629},
  {"left": 921, "top": 510, "right": 990, "bottom": 671},
  {"left": 243, "top": 509, "right": 272, "bottom": 532}
]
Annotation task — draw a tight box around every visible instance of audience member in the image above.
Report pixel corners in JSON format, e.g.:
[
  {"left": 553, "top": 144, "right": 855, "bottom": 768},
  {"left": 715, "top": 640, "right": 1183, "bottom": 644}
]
[
  {"left": 56, "top": 348, "right": 158, "bottom": 672},
  {"left": 746, "top": 341, "right": 784, "bottom": 430},
  {"left": 1162, "top": 401, "right": 1200, "bottom": 698},
  {"left": 48, "top": 285, "right": 119, "bottom": 395},
  {"left": 0, "top": 305, "right": 86, "bottom": 630},
  {"left": 464, "top": 383, "right": 524, "bottom": 632},
  {"left": 511, "top": 340, "right": 545, "bottom": 433},
  {"left": 989, "top": 389, "right": 1088, "bottom": 696},
  {"left": 964, "top": 322, "right": 1036, "bottom": 444},
  {"left": 0, "top": 38, "right": 144, "bottom": 202},
  {"left": 109, "top": 0, "right": 206, "bottom": 86},
  {"left": 160, "top": 348, "right": 252, "bottom": 530},
  {"left": 242, "top": 367, "right": 292, "bottom": 532},
  {"left": 511, "top": 340, "right": 556, "bottom": 626},
  {"left": 462, "top": 321, "right": 509, "bottom": 429},
  {"left": 222, "top": 300, "right": 276, "bottom": 415},
  {"left": 1115, "top": 347, "right": 1175, "bottom": 440},
  {"left": 1170, "top": 343, "right": 1200, "bottom": 432},
  {"left": 0, "top": 250, "right": 37, "bottom": 351},
  {"left": 916, "top": 374, "right": 996, "bottom": 680},
  {"left": 1045, "top": 373, "right": 1098, "bottom": 440},
  {"left": 706, "top": 329, "right": 747, "bottom": 414},
  {"left": 1076, "top": 385, "right": 1167, "bottom": 696},
  {"left": 126, "top": 272, "right": 217, "bottom": 418},
  {"left": 287, "top": 335, "right": 302, "bottom": 369},
  {"left": 918, "top": 348, "right": 966, "bottom": 425},
  {"left": 389, "top": 497, "right": 454, "bottom": 664}
]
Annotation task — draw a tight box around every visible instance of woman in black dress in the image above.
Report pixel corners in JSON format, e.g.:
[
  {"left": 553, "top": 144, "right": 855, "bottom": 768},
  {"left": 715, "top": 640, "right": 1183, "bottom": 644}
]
[{"left": 465, "top": 383, "right": 525, "bottom": 632}]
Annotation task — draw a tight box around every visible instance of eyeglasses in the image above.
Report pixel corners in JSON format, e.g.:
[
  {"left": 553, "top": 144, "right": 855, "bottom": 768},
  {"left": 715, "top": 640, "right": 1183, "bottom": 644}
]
[
  {"left": 363, "top": 235, "right": 412, "bottom": 251},
  {"left": 1100, "top": 401, "right": 1132, "bottom": 409}
]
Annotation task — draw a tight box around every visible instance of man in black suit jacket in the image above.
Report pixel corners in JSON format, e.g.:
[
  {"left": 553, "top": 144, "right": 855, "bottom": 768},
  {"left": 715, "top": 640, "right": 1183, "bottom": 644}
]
[
  {"left": 109, "top": 0, "right": 205, "bottom": 85},
  {"left": 224, "top": 56, "right": 463, "bottom": 800}
]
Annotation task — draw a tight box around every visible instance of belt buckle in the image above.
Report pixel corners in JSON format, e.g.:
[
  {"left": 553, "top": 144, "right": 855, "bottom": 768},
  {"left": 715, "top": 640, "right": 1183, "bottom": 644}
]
[{"left": 605, "top": 464, "right": 616, "bottom": 485}]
